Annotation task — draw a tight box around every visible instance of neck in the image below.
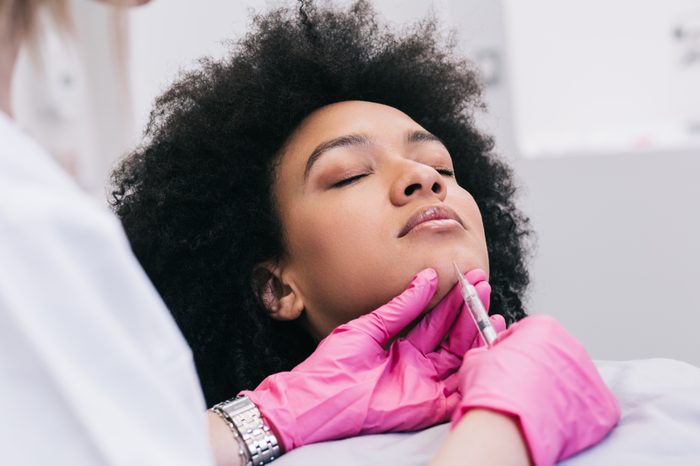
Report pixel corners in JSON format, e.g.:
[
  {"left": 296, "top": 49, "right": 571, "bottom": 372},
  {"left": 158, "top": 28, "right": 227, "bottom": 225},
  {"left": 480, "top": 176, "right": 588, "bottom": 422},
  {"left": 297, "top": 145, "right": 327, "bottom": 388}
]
[{"left": 0, "top": 33, "right": 21, "bottom": 118}]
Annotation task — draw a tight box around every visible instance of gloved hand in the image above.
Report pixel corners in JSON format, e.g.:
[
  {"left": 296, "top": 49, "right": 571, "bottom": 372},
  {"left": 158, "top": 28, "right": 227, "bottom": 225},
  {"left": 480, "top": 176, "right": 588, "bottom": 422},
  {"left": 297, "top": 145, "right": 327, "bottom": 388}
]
[
  {"left": 452, "top": 314, "right": 621, "bottom": 466},
  {"left": 242, "top": 267, "right": 505, "bottom": 451}
]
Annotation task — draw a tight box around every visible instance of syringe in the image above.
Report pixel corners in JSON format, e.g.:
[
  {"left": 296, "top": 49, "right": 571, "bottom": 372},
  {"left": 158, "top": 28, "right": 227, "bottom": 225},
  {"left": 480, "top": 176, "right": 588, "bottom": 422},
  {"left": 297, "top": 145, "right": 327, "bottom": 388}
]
[{"left": 452, "top": 262, "right": 498, "bottom": 347}]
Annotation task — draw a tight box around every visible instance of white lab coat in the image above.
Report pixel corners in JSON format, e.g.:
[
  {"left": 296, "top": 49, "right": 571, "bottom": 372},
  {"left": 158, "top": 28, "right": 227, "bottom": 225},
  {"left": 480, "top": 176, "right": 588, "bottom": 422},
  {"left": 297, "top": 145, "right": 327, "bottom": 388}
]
[{"left": 0, "top": 112, "right": 215, "bottom": 465}]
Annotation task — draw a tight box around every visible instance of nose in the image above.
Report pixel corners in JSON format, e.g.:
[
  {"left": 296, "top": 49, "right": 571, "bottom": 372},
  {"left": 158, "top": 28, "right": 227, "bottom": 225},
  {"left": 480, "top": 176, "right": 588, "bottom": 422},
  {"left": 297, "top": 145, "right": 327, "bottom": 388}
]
[{"left": 389, "top": 160, "right": 447, "bottom": 206}]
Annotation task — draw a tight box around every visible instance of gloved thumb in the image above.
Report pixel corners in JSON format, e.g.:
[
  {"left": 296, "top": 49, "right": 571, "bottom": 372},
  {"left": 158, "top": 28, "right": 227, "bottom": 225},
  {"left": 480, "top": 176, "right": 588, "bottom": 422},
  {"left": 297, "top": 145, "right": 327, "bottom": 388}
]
[{"left": 348, "top": 268, "right": 438, "bottom": 345}]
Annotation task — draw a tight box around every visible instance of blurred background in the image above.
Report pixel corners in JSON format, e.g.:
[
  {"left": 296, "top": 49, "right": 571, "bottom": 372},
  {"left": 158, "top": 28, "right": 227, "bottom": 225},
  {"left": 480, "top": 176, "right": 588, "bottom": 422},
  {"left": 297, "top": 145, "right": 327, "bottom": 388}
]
[{"left": 12, "top": 0, "right": 700, "bottom": 365}]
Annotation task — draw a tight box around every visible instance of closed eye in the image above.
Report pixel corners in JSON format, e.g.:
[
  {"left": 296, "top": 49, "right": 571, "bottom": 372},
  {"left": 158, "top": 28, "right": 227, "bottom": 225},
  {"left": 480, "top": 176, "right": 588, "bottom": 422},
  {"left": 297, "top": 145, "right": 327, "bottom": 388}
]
[
  {"left": 435, "top": 167, "right": 454, "bottom": 177},
  {"left": 331, "top": 173, "right": 369, "bottom": 188}
]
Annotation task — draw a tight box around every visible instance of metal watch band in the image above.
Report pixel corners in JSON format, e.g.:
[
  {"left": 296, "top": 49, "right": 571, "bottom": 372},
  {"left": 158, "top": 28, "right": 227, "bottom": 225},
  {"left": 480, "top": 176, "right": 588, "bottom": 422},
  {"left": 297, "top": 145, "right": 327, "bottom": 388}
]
[{"left": 212, "top": 395, "right": 281, "bottom": 466}]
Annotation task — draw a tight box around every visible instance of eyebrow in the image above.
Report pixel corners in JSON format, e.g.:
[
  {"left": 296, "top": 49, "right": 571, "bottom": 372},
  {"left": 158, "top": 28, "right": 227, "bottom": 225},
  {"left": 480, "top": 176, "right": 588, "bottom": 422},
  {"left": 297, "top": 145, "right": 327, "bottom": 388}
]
[
  {"left": 303, "top": 130, "right": 445, "bottom": 181},
  {"left": 406, "top": 130, "right": 444, "bottom": 146},
  {"left": 303, "top": 134, "right": 371, "bottom": 181}
]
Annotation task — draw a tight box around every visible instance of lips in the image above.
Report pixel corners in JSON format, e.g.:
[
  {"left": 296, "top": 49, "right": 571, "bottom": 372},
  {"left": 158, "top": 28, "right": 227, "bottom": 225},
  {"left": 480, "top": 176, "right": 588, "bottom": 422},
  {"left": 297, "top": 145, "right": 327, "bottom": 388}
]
[{"left": 398, "top": 205, "right": 465, "bottom": 238}]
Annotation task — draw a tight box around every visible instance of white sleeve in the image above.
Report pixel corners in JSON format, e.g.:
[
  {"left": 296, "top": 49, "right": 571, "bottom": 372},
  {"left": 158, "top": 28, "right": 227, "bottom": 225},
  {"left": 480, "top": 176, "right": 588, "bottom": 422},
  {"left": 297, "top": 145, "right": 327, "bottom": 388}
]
[{"left": 0, "top": 192, "right": 216, "bottom": 465}]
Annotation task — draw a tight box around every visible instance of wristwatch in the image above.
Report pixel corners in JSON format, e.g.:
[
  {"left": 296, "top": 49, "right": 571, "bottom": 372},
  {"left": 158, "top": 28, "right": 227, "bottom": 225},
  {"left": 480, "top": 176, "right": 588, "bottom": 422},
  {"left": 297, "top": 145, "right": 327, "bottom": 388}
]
[{"left": 211, "top": 395, "right": 281, "bottom": 466}]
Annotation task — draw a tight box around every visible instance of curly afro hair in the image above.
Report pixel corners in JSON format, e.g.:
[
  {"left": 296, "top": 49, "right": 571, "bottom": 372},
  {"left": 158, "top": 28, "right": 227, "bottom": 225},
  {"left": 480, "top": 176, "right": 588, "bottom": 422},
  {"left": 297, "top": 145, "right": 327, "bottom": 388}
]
[{"left": 111, "top": 0, "right": 532, "bottom": 406}]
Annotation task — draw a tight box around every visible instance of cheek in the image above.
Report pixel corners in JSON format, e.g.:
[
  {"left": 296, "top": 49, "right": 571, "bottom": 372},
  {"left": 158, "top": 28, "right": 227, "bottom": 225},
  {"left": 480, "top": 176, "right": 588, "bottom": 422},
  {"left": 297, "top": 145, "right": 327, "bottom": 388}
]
[
  {"left": 452, "top": 190, "right": 487, "bottom": 241},
  {"left": 290, "top": 196, "right": 450, "bottom": 339},
  {"left": 287, "top": 197, "right": 378, "bottom": 263},
  {"left": 283, "top": 196, "right": 395, "bottom": 311}
]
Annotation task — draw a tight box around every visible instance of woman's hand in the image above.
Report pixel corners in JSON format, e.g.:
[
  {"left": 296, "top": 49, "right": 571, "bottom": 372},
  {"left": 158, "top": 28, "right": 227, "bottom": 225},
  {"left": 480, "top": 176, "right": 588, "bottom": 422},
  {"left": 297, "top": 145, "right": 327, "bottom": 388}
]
[
  {"left": 241, "top": 268, "right": 504, "bottom": 452},
  {"left": 452, "top": 315, "right": 621, "bottom": 466}
]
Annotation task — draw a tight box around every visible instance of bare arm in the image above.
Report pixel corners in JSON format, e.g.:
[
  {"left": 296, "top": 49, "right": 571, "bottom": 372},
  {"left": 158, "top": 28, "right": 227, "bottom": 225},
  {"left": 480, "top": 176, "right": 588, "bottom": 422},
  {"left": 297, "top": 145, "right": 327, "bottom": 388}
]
[
  {"left": 207, "top": 411, "right": 244, "bottom": 466},
  {"left": 429, "top": 409, "right": 532, "bottom": 466}
]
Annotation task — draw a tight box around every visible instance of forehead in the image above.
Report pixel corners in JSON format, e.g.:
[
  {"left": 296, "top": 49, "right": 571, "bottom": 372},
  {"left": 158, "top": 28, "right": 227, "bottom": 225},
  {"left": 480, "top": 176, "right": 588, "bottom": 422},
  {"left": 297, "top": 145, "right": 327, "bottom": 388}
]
[{"left": 296, "top": 100, "right": 421, "bottom": 136}]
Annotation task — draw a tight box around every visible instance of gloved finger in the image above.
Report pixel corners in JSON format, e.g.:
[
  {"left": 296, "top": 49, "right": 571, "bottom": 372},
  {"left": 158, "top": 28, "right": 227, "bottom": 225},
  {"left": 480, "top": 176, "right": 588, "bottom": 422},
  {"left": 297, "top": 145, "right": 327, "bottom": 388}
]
[
  {"left": 442, "top": 371, "right": 460, "bottom": 397},
  {"left": 443, "top": 311, "right": 503, "bottom": 357},
  {"left": 435, "top": 271, "right": 490, "bottom": 356},
  {"left": 443, "top": 387, "right": 461, "bottom": 421},
  {"left": 405, "top": 278, "right": 464, "bottom": 354},
  {"left": 470, "top": 314, "right": 506, "bottom": 349},
  {"left": 465, "top": 268, "right": 490, "bottom": 311},
  {"left": 440, "top": 271, "right": 491, "bottom": 356},
  {"left": 406, "top": 268, "right": 491, "bottom": 355},
  {"left": 473, "top": 281, "right": 490, "bottom": 312},
  {"left": 346, "top": 268, "right": 438, "bottom": 346},
  {"left": 449, "top": 279, "right": 492, "bottom": 351},
  {"left": 428, "top": 349, "right": 462, "bottom": 380}
]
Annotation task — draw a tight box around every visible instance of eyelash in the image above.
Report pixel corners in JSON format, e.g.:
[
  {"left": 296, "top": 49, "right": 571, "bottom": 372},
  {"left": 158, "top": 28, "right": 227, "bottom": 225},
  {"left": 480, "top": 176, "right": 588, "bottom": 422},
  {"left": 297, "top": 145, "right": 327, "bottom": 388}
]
[
  {"left": 331, "top": 173, "right": 369, "bottom": 188},
  {"left": 331, "top": 167, "right": 454, "bottom": 189},
  {"left": 435, "top": 167, "right": 455, "bottom": 177}
]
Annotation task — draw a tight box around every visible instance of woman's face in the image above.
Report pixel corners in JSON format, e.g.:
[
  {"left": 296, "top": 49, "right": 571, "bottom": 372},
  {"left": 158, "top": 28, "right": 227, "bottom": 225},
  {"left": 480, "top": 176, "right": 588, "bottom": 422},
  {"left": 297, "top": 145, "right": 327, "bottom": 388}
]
[{"left": 272, "top": 101, "right": 488, "bottom": 339}]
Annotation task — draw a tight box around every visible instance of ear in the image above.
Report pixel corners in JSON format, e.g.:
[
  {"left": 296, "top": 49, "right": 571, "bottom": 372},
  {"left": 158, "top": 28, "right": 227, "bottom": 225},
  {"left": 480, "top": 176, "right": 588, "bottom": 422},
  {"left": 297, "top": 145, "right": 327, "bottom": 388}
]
[{"left": 252, "top": 261, "right": 305, "bottom": 321}]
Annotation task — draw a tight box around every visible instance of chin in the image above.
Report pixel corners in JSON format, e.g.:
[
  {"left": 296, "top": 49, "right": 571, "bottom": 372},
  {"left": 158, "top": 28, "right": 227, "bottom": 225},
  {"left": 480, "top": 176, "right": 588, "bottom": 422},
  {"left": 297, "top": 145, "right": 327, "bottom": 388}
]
[{"left": 418, "top": 252, "right": 489, "bottom": 308}]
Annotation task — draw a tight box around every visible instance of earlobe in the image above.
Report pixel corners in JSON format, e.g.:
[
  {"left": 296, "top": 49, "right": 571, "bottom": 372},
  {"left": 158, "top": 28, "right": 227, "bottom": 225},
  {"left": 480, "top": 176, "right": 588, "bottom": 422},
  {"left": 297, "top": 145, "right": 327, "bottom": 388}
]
[
  {"left": 252, "top": 261, "right": 305, "bottom": 321},
  {"left": 274, "top": 289, "right": 305, "bottom": 321}
]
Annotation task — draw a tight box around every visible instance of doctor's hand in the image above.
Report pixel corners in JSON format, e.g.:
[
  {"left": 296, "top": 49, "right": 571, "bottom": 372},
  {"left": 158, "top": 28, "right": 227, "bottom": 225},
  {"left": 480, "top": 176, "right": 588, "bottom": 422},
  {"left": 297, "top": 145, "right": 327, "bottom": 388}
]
[
  {"left": 451, "top": 315, "right": 621, "bottom": 466},
  {"left": 241, "top": 267, "right": 505, "bottom": 452}
]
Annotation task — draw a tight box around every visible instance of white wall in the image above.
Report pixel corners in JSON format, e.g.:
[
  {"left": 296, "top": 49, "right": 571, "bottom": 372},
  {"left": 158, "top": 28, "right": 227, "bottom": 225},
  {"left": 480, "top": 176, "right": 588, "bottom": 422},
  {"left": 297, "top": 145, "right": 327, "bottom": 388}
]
[
  {"left": 125, "top": 0, "right": 699, "bottom": 366},
  {"left": 457, "top": 0, "right": 700, "bottom": 365},
  {"left": 128, "top": 0, "right": 268, "bottom": 140},
  {"left": 503, "top": 0, "right": 700, "bottom": 158}
]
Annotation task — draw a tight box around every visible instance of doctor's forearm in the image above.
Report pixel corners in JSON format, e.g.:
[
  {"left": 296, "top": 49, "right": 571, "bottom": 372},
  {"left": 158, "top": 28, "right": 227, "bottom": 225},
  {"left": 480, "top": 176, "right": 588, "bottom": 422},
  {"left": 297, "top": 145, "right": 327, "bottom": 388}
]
[
  {"left": 429, "top": 409, "right": 531, "bottom": 466},
  {"left": 207, "top": 411, "right": 244, "bottom": 466}
]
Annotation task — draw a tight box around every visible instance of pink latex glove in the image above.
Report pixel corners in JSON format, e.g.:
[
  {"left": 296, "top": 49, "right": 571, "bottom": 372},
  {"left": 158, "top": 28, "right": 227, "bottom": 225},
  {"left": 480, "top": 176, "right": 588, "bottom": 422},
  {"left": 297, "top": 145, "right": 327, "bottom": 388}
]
[
  {"left": 452, "top": 314, "right": 621, "bottom": 466},
  {"left": 242, "top": 268, "right": 505, "bottom": 452}
]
